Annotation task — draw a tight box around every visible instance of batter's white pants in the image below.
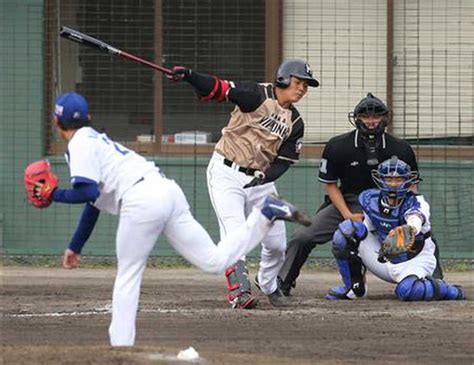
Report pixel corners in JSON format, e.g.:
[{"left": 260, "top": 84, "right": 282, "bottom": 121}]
[
  {"left": 358, "top": 232, "right": 437, "bottom": 284},
  {"left": 207, "top": 152, "right": 287, "bottom": 296},
  {"left": 109, "top": 172, "right": 273, "bottom": 346}
]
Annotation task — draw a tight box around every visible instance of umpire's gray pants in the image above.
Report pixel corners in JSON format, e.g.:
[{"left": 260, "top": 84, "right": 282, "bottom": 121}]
[{"left": 278, "top": 194, "right": 362, "bottom": 287}]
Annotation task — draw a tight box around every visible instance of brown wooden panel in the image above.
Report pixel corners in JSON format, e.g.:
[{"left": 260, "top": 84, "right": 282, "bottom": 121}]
[{"left": 265, "top": 0, "right": 282, "bottom": 83}]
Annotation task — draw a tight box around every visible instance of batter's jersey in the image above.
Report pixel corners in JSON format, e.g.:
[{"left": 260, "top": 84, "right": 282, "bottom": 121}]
[
  {"left": 66, "top": 127, "right": 158, "bottom": 214},
  {"left": 215, "top": 83, "right": 304, "bottom": 171},
  {"left": 360, "top": 188, "right": 431, "bottom": 249},
  {"left": 318, "top": 130, "right": 418, "bottom": 195}
]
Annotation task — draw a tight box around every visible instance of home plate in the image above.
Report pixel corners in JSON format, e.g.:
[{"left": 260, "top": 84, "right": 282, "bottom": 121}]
[{"left": 148, "top": 346, "right": 202, "bottom": 362}]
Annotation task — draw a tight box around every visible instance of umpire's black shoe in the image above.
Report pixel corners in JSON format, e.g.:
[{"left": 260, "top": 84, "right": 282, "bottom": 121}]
[{"left": 277, "top": 276, "right": 294, "bottom": 297}]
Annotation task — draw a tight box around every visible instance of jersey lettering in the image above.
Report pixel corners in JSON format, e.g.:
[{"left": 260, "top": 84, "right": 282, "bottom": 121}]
[
  {"left": 101, "top": 135, "right": 130, "bottom": 156},
  {"left": 257, "top": 113, "right": 290, "bottom": 140},
  {"left": 319, "top": 158, "right": 328, "bottom": 174}
]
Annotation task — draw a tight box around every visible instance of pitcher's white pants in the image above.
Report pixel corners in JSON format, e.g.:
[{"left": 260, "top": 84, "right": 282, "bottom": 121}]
[
  {"left": 207, "top": 152, "right": 287, "bottom": 296},
  {"left": 109, "top": 172, "right": 272, "bottom": 346}
]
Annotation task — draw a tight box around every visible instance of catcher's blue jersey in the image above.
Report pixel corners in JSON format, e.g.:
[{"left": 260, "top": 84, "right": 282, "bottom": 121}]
[{"left": 359, "top": 189, "right": 431, "bottom": 243}]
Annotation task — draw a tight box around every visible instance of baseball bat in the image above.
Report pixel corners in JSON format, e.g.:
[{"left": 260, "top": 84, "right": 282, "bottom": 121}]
[{"left": 59, "top": 26, "right": 173, "bottom": 75}]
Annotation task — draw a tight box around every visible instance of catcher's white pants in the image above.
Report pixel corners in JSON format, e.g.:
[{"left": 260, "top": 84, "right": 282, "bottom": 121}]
[
  {"left": 358, "top": 232, "right": 437, "bottom": 283},
  {"left": 109, "top": 172, "right": 273, "bottom": 346},
  {"left": 207, "top": 152, "right": 287, "bottom": 296}
]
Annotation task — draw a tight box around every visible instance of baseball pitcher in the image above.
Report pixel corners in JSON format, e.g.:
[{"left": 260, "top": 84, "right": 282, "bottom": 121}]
[{"left": 24, "top": 92, "right": 311, "bottom": 346}]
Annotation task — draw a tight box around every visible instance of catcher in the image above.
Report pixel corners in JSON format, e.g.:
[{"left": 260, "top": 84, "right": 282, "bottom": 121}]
[{"left": 326, "top": 156, "right": 465, "bottom": 301}]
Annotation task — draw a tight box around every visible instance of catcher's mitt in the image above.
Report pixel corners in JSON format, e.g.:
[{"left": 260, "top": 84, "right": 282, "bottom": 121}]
[
  {"left": 24, "top": 159, "right": 59, "bottom": 208},
  {"left": 378, "top": 224, "right": 416, "bottom": 263}
]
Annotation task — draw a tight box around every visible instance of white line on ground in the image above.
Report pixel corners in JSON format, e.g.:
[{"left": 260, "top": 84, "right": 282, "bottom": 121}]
[{"left": 4, "top": 306, "right": 439, "bottom": 318}]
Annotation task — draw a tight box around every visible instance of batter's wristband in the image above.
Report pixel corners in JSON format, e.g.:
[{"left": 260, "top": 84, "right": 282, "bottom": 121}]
[
  {"left": 215, "top": 80, "right": 230, "bottom": 102},
  {"left": 200, "top": 76, "right": 220, "bottom": 101}
]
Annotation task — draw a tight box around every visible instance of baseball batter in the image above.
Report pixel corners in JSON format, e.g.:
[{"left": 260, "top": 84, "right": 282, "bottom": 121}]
[
  {"left": 327, "top": 157, "right": 465, "bottom": 301},
  {"left": 169, "top": 59, "right": 319, "bottom": 308},
  {"left": 33, "top": 92, "right": 310, "bottom": 346}
]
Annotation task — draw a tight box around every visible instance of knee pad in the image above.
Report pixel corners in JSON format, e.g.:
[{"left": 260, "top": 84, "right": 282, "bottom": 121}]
[
  {"left": 396, "top": 275, "right": 465, "bottom": 301},
  {"left": 395, "top": 276, "right": 425, "bottom": 301},
  {"left": 338, "top": 219, "right": 367, "bottom": 243}
]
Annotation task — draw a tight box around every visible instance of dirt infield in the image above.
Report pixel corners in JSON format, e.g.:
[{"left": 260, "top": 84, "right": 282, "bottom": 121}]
[{"left": 1, "top": 267, "right": 473, "bottom": 365}]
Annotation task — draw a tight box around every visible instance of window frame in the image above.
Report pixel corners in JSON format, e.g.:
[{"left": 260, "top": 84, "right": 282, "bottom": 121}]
[{"left": 44, "top": 0, "right": 472, "bottom": 159}]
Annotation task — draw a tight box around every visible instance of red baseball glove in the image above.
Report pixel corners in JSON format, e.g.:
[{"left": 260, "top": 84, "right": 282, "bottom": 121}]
[{"left": 24, "top": 160, "right": 59, "bottom": 208}]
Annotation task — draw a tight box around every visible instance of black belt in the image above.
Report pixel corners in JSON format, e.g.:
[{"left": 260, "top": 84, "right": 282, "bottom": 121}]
[{"left": 223, "top": 158, "right": 258, "bottom": 176}]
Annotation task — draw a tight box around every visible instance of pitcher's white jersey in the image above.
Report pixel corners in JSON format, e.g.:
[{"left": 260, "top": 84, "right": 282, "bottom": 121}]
[{"left": 65, "top": 127, "right": 157, "bottom": 214}]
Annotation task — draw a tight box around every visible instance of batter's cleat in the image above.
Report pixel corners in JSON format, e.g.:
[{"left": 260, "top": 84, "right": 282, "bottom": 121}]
[
  {"left": 261, "top": 194, "right": 311, "bottom": 226},
  {"left": 229, "top": 292, "right": 258, "bottom": 309},
  {"left": 267, "top": 288, "right": 289, "bottom": 307},
  {"left": 254, "top": 275, "right": 289, "bottom": 307},
  {"left": 325, "top": 285, "right": 367, "bottom": 300}
]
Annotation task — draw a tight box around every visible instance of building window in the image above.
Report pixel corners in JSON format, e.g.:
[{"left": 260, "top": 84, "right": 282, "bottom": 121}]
[{"left": 47, "top": 0, "right": 266, "bottom": 154}]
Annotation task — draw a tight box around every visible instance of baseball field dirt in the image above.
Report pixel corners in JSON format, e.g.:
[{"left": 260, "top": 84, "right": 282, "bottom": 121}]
[{"left": 1, "top": 267, "right": 472, "bottom": 364}]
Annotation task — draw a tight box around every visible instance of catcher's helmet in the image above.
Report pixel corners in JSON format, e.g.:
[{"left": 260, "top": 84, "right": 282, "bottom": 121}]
[
  {"left": 348, "top": 93, "right": 389, "bottom": 135},
  {"left": 371, "top": 156, "right": 419, "bottom": 208},
  {"left": 275, "top": 59, "right": 319, "bottom": 88}
]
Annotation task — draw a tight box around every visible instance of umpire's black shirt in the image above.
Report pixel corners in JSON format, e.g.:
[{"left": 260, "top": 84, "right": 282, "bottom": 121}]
[{"left": 318, "top": 129, "right": 418, "bottom": 195}]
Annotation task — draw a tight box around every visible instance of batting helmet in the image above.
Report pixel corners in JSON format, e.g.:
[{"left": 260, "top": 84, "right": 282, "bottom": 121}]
[
  {"left": 54, "top": 92, "right": 90, "bottom": 129},
  {"left": 275, "top": 59, "right": 319, "bottom": 88},
  {"left": 348, "top": 93, "right": 389, "bottom": 135},
  {"left": 371, "top": 156, "right": 419, "bottom": 208}
]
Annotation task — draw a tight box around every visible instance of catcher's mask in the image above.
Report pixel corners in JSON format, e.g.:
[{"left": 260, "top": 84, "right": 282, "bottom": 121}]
[
  {"left": 275, "top": 59, "right": 319, "bottom": 88},
  {"left": 348, "top": 93, "right": 390, "bottom": 136},
  {"left": 371, "top": 156, "right": 420, "bottom": 208}
]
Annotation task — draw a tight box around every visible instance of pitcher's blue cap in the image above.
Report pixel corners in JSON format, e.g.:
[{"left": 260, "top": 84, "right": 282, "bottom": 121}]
[{"left": 54, "top": 92, "right": 90, "bottom": 127}]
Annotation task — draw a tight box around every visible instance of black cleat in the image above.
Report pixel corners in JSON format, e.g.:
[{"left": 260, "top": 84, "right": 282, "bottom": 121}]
[
  {"left": 255, "top": 275, "right": 289, "bottom": 307},
  {"left": 277, "top": 277, "right": 294, "bottom": 297},
  {"left": 267, "top": 288, "right": 289, "bottom": 307}
]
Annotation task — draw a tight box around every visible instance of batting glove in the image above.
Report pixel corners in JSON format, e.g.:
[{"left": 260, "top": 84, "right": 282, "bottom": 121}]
[{"left": 167, "top": 66, "right": 192, "bottom": 82}]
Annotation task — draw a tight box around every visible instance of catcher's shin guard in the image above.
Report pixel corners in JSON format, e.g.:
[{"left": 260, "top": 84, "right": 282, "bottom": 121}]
[
  {"left": 326, "top": 256, "right": 367, "bottom": 300},
  {"left": 326, "top": 224, "right": 367, "bottom": 300},
  {"left": 225, "top": 260, "right": 258, "bottom": 309},
  {"left": 395, "top": 275, "right": 465, "bottom": 301}
]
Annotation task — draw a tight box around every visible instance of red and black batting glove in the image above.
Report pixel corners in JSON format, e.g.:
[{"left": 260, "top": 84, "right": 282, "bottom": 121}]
[
  {"left": 166, "top": 66, "right": 192, "bottom": 82},
  {"left": 24, "top": 159, "right": 59, "bottom": 208}
]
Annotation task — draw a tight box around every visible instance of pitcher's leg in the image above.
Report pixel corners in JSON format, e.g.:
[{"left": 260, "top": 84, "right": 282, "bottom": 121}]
[
  {"left": 109, "top": 217, "right": 164, "bottom": 346},
  {"left": 164, "top": 183, "right": 272, "bottom": 274}
]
